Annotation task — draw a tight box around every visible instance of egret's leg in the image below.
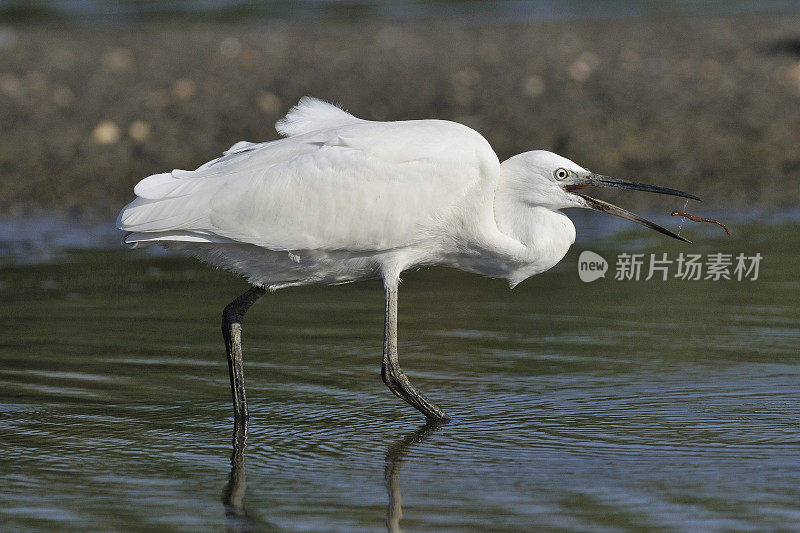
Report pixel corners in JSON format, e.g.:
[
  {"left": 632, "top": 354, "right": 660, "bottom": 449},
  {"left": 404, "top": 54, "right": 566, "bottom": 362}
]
[
  {"left": 222, "top": 286, "right": 266, "bottom": 422},
  {"left": 381, "top": 283, "right": 450, "bottom": 421}
]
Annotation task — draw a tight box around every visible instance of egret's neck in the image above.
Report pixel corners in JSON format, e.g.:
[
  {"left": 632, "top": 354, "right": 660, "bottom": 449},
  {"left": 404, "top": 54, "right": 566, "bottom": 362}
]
[{"left": 493, "top": 188, "right": 576, "bottom": 283}]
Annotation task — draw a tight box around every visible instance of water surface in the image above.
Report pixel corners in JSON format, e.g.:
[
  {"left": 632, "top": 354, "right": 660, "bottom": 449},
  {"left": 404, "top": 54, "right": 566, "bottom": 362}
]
[{"left": 1, "top": 222, "right": 799, "bottom": 530}]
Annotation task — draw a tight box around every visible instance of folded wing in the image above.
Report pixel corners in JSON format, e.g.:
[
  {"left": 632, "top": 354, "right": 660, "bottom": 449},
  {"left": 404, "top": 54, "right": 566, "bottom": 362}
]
[{"left": 117, "top": 99, "right": 499, "bottom": 252}]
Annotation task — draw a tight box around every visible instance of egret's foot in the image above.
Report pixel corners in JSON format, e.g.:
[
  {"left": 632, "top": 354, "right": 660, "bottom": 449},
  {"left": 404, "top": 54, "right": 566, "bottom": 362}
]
[{"left": 381, "top": 362, "right": 451, "bottom": 422}]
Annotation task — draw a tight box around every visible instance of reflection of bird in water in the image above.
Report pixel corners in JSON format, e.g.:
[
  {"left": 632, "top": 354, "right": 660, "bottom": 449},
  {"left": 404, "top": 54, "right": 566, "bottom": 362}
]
[
  {"left": 118, "top": 97, "right": 698, "bottom": 422},
  {"left": 221, "top": 421, "right": 278, "bottom": 532},
  {"left": 385, "top": 420, "right": 447, "bottom": 532},
  {"left": 221, "top": 418, "right": 444, "bottom": 532},
  {"left": 221, "top": 421, "right": 252, "bottom": 532}
]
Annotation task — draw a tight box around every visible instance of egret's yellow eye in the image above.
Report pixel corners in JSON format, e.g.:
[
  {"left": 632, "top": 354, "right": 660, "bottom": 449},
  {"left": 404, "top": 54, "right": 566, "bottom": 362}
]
[{"left": 554, "top": 168, "right": 569, "bottom": 180}]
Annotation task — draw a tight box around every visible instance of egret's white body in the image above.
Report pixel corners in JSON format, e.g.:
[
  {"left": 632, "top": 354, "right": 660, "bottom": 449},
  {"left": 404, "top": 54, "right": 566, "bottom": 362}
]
[
  {"left": 118, "top": 98, "right": 577, "bottom": 290},
  {"left": 117, "top": 97, "right": 695, "bottom": 422}
]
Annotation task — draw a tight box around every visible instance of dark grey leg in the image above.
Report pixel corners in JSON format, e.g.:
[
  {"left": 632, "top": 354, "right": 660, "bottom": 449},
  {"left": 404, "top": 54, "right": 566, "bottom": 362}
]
[
  {"left": 381, "top": 283, "right": 450, "bottom": 421},
  {"left": 222, "top": 286, "right": 266, "bottom": 422}
]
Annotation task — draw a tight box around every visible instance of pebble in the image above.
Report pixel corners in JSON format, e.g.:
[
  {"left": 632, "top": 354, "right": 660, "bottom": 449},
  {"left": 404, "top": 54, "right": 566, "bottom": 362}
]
[
  {"left": 0, "top": 27, "right": 17, "bottom": 50},
  {"left": 568, "top": 51, "right": 600, "bottom": 83},
  {"left": 522, "top": 75, "right": 545, "bottom": 98},
  {"left": 25, "top": 71, "right": 48, "bottom": 93},
  {"left": 239, "top": 48, "right": 260, "bottom": 69},
  {"left": 452, "top": 68, "right": 479, "bottom": 87},
  {"left": 452, "top": 69, "right": 479, "bottom": 105},
  {"left": 619, "top": 49, "right": 641, "bottom": 72},
  {"left": 0, "top": 73, "right": 22, "bottom": 98},
  {"left": 171, "top": 78, "right": 196, "bottom": 100},
  {"left": 52, "top": 85, "right": 75, "bottom": 107},
  {"left": 102, "top": 48, "right": 133, "bottom": 72},
  {"left": 219, "top": 37, "right": 242, "bottom": 59},
  {"left": 700, "top": 59, "right": 721, "bottom": 80},
  {"left": 92, "top": 121, "right": 121, "bottom": 145},
  {"left": 146, "top": 89, "right": 171, "bottom": 109},
  {"left": 453, "top": 86, "right": 474, "bottom": 106},
  {"left": 257, "top": 91, "right": 281, "bottom": 114},
  {"left": 786, "top": 61, "right": 800, "bottom": 94},
  {"left": 128, "top": 121, "right": 151, "bottom": 142},
  {"left": 48, "top": 48, "right": 76, "bottom": 70}
]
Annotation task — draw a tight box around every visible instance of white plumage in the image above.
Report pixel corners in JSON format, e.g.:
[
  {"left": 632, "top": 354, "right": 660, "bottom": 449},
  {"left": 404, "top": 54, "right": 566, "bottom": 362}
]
[
  {"left": 117, "top": 97, "right": 581, "bottom": 290},
  {"left": 117, "top": 97, "right": 697, "bottom": 422}
]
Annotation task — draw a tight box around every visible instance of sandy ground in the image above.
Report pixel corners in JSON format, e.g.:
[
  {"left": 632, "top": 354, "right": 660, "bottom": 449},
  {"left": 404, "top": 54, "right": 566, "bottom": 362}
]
[{"left": 1, "top": 14, "right": 800, "bottom": 221}]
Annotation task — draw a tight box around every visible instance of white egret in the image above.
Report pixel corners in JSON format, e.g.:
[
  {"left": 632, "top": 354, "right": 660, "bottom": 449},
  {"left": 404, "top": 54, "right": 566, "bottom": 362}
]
[{"left": 117, "top": 97, "right": 698, "bottom": 422}]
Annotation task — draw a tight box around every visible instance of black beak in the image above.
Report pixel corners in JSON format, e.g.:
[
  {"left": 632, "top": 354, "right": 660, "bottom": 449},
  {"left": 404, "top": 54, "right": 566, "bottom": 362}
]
[
  {"left": 577, "top": 195, "right": 691, "bottom": 243},
  {"left": 568, "top": 174, "right": 701, "bottom": 202},
  {"left": 568, "top": 173, "right": 699, "bottom": 243}
]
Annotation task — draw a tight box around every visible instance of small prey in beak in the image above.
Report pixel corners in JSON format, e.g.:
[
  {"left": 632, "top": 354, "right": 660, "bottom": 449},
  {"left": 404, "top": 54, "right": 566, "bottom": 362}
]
[
  {"left": 671, "top": 211, "right": 731, "bottom": 237},
  {"left": 554, "top": 168, "right": 701, "bottom": 243}
]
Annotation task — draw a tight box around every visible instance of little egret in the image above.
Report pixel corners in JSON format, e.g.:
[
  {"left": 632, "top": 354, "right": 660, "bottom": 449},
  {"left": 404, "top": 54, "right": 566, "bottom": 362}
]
[{"left": 117, "top": 97, "right": 698, "bottom": 422}]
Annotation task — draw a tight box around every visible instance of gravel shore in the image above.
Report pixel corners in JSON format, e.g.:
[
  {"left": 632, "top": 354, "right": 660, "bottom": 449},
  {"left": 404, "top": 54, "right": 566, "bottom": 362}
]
[{"left": 2, "top": 14, "right": 800, "bottom": 220}]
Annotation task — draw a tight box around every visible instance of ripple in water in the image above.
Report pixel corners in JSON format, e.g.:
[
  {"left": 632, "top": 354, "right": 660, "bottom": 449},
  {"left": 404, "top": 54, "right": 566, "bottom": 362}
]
[{"left": 1, "top": 238, "right": 799, "bottom": 530}]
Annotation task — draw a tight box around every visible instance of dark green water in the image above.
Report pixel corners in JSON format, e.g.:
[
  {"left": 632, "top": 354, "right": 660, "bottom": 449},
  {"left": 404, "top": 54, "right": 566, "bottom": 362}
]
[{"left": 1, "top": 222, "right": 799, "bottom": 531}]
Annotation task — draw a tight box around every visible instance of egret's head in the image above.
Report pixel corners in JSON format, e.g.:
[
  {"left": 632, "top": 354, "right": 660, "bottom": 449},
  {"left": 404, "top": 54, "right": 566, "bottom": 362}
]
[{"left": 500, "top": 150, "right": 700, "bottom": 242}]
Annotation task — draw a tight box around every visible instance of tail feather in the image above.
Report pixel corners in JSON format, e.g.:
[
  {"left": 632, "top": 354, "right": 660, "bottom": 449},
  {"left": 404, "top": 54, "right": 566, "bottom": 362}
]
[
  {"left": 118, "top": 96, "right": 351, "bottom": 248},
  {"left": 117, "top": 194, "right": 211, "bottom": 233},
  {"left": 122, "top": 230, "right": 234, "bottom": 248}
]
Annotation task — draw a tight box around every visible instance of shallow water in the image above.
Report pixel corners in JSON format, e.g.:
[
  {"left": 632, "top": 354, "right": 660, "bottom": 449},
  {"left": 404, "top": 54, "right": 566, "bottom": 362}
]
[{"left": 1, "top": 222, "right": 799, "bottom": 531}]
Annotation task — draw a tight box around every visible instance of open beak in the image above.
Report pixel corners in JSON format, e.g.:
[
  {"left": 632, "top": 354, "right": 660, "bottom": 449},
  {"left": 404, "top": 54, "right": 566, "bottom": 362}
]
[{"left": 566, "top": 173, "right": 701, "bottom": 243}]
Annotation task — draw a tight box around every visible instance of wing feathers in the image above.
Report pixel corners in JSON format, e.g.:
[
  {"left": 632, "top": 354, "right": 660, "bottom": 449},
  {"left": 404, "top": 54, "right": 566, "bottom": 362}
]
[
  {"left": 224, "top": 141, "right": 259, "bottom": 155},
  {"left": 117, "top": 98, "right": 500, "bottom": 252},
  {"left": 133, "top": 170, "right": 210, "bottom": 200},
  {"left": 275, "top": 97, "right": 362, "bottom": 137}
]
